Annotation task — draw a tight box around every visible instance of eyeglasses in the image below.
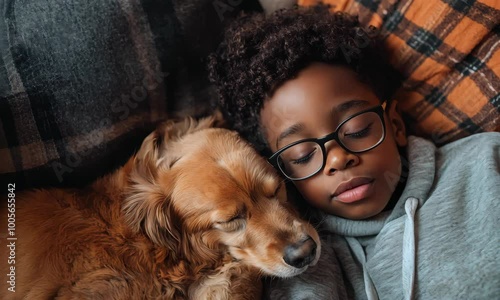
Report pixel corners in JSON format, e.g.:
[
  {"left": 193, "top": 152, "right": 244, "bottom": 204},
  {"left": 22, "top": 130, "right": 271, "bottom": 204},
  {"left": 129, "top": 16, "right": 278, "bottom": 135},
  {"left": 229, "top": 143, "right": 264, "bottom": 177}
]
[{"left": 268, "top": 101, "right": 387, "bottom": 181}]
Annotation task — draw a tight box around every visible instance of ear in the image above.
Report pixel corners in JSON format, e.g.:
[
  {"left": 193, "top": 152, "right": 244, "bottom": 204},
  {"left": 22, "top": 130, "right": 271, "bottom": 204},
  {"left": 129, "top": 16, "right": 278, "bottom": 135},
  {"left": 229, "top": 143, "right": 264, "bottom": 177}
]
[
  {"left": 180, "top": 230, "right": 222, "bottom": 267},
  {"left": 122, "top": 185, "right": 181, "bottom": 251},
  {"left": 123, "top": 113, "right": 223, "bottom": 250},
  {"left": 386, "top": 100, "right": 407, "bottom": 147}
]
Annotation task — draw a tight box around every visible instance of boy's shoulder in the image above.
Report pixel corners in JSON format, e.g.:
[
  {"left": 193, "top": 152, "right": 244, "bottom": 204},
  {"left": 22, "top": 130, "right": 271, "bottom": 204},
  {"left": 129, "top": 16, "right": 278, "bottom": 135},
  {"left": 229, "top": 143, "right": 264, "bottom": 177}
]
[
  {"left": 407, "top": 132, "right": 499, "bottom": 165},
  {"left": 430, "top": 132, "right": 500, "bottom": 182},
  {"left": 439, "top": 132, "right": 500, "bottom": 150},
  {"left": 436, "top": 132, "right": 499, "bottom": 163},
  {"left": 406, "top": 132, "right": 498, "bottom": 186}
]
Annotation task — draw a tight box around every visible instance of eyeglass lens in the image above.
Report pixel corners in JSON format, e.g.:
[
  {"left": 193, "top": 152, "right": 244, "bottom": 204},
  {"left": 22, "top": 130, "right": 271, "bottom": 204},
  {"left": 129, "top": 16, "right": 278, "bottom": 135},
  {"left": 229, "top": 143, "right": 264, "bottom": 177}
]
[{"left": 277, "top": 111, "right": 384, "bottom": 179}]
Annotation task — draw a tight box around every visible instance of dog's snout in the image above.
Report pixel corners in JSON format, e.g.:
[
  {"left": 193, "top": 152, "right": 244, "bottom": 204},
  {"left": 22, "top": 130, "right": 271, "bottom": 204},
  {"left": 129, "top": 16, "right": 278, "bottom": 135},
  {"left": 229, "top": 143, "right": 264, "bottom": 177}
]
[{"left": 283, "top": 236, "right": 317, "bottom": 269}]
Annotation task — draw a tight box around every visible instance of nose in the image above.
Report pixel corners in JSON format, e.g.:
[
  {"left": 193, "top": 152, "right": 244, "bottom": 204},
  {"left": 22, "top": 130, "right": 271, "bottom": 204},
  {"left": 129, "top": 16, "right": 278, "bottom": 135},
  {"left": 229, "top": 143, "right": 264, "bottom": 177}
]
[
  {"left": 323, "top": 145, "right": 359, "bottom": 175},
  {"left": 283, "top": 236, "right": 317, "bottom": 268}
]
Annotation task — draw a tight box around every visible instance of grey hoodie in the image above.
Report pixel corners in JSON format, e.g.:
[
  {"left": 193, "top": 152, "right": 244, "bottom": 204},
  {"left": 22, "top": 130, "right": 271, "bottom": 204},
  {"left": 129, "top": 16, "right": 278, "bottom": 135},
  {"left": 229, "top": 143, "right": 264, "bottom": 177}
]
[{"left": 265, "top": 133, "right": 500, "bottom": 300}]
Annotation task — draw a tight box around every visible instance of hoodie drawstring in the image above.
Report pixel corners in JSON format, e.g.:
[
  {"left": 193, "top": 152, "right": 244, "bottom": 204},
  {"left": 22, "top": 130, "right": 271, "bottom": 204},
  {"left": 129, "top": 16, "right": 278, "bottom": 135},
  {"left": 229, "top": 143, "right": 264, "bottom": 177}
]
[
  {"left": 345, "top": 197, "right": 419, "bottom": 300},
  {"left": 402, "top": 197, "right": 418, "bottom": 300},
  {"left": 345, "top": 237, "right": 379, "bottom": 300}
]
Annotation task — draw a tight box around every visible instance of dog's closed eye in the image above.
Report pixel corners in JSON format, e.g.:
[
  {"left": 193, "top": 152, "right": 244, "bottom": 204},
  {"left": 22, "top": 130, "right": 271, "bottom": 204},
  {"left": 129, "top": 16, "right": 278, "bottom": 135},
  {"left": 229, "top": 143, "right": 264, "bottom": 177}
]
[
  {"left": 218, "top": 219, "right": 246, "bottom": 232},
  {"left": 214, "top": 214, "right": 246, "bottom": 232}
]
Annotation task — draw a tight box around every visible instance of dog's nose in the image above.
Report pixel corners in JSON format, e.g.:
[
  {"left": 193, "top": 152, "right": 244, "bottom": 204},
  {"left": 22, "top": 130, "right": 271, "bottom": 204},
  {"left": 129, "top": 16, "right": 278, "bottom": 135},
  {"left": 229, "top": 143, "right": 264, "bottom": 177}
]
[{"left": 283, "top": 236, "right": 317, "bottom": 268}]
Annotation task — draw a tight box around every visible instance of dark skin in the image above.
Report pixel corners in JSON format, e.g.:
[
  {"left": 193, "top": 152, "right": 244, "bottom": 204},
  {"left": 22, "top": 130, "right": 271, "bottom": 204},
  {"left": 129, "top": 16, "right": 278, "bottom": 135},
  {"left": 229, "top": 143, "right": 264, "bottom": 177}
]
[{"left": 260, "top": 63, "right": 407, "bottom": 220}]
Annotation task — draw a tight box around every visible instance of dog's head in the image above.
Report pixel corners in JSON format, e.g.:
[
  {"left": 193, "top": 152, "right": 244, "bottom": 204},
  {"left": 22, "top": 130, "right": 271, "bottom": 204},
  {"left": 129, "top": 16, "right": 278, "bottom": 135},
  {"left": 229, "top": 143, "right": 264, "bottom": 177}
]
[{"left": 123, "top": 113, "right": 320, "bottom": 278}]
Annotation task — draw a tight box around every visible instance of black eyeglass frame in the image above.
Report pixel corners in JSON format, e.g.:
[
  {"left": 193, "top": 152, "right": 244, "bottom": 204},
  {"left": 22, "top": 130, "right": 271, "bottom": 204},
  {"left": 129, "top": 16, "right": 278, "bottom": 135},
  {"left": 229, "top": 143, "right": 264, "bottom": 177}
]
[{"left": 268, "top": 101, "right": 388, "bottom": 181}]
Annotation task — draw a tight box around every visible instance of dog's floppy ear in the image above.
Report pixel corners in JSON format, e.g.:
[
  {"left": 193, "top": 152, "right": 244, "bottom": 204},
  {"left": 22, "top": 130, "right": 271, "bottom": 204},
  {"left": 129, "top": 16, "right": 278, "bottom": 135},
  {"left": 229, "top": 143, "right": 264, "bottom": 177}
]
[
  {"left": 123, "top": 113, "right": 223, "bottom": 249},
  {"left": 123, "top": 186, "right": 182, "bottom": 252},
  {"left": 123, "top": 121, "right": 183, "bottom": 249}
]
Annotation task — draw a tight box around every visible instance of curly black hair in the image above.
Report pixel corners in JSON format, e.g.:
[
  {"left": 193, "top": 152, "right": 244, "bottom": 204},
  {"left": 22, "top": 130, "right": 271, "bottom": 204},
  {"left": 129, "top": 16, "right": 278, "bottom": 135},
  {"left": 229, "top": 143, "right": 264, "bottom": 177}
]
[{"left": 208, "top": 5, "right": 400, "bottom": 154}]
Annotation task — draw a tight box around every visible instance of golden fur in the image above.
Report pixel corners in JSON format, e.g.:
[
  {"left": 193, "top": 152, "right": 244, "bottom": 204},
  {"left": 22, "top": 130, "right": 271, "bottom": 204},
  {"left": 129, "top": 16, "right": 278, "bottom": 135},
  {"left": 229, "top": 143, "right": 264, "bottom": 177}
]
[{"left": 0, "top": 115, "right": 320, "bottom": 299}]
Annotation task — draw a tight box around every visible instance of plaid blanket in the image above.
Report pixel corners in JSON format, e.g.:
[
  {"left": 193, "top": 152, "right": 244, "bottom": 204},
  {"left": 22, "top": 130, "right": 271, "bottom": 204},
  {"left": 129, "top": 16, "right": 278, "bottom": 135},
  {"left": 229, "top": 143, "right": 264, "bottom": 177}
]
[
  {"left": 0, "top": 0, "right": 262, "bottom": 190},
  {"left": 0, "top": 0, "right": 178, "bottom": 190},
  {"left": 300, "top": 0, "right": 500, "bottom": 144}
]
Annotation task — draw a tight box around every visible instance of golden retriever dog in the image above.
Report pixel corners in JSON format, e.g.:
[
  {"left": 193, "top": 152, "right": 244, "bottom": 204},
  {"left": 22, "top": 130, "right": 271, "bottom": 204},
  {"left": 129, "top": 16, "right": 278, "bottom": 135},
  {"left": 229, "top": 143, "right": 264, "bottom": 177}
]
[{"left": 0, "top": 114, "right": 320, "bottom": 300}]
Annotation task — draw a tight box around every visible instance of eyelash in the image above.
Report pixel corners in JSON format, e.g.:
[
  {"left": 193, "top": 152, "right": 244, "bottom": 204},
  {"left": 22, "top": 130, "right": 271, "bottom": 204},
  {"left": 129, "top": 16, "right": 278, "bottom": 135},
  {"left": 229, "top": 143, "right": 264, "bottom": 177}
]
[
  {"left": 344, "top": 123, "right": 373, "bottom": 138},
  {"left": 226, "top": 214, "right": 242, "bottom": 223},
  {"left": 217, "top": 217, "right": 246, "bottom": 232},
  {"left": 292, "top": 149, "right": 316, "bottom": 165}
]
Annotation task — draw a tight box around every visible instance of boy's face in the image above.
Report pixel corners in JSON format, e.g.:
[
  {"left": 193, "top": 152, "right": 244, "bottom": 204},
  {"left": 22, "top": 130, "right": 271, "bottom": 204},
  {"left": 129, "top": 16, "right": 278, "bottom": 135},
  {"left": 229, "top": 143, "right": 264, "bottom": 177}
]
[{"left": 260, "top": 63, "right": 407, "bottom": 219}]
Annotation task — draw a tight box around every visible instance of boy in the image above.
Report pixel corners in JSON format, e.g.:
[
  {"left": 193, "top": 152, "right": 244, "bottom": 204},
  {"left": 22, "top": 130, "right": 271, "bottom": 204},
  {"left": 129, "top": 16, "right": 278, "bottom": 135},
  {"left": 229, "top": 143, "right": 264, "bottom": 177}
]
[{"left": 208, "top": 6, "right": 499, "bottom": 300}]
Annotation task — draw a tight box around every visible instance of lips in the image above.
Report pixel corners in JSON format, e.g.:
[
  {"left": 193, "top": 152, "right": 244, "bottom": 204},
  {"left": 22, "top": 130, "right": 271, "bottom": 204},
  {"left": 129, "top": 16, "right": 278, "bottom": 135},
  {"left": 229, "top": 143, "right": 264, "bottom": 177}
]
[{"left": 332, "top": 177, "right": 375, "bottom": 203}]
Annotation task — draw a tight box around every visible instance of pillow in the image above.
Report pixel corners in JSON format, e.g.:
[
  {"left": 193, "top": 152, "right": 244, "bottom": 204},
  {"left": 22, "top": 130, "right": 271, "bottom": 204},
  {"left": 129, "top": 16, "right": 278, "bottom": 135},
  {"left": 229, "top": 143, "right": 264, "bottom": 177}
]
[
  {"left": 0, "top": 0, "right": 262, "bottom": 190},
  {"left": 299, "top": 0, "right": 500, "bottom": 145}
]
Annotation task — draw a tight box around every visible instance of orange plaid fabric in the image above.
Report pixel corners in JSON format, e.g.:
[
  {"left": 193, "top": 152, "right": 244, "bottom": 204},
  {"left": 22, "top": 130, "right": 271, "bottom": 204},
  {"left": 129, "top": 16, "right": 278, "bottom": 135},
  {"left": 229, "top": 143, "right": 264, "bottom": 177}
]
[{"left": 299, "top": 0, "right": 500, "bottom": 145}]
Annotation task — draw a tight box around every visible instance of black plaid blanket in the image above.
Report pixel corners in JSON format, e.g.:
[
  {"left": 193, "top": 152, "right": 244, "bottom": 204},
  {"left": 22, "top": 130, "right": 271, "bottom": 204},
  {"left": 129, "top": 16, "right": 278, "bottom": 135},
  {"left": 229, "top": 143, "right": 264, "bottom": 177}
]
[{"left": 0, "top": 0, "right": 262, "bottom": 190}]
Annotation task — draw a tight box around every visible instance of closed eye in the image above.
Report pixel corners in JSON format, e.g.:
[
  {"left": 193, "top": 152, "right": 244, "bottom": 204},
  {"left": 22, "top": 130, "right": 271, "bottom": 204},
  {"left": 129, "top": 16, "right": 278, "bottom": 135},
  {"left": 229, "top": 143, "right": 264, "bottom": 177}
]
[
  {"left": 215, "top": 217, "right": 246, "bottom": 232},
  {"left": 344, "top": 123, "right": 373, "bottom": 139},
  {"left": 291, "top": 149, "right": 317, "bottom": 165},
  {"left": 226, "top": 214, "right": 242, "bottom": 223},
  {"left": 214, "top": 207, "right": 247, "bottom": 231}
]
